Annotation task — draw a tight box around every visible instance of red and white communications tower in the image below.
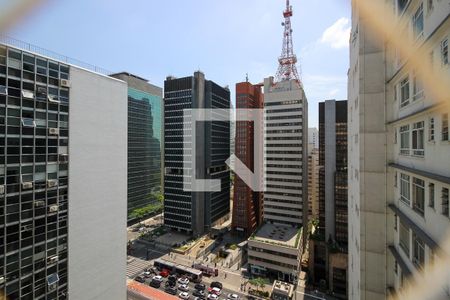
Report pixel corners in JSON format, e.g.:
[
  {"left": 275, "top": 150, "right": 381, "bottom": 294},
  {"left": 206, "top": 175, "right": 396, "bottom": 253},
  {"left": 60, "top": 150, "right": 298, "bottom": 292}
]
[{"left": 275, "top": 0, "right": 302, "bottom": 86}]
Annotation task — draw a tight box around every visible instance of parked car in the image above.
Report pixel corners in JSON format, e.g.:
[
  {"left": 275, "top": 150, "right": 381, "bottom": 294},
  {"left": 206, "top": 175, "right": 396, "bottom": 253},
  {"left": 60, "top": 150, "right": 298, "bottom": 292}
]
[
  {"left": 178, "top": 284, "right": 189, "bottom": 292},
  {"left": 160, "top": 269, "right": 170, "bottom": 277},
  {"left": 207, "top": 294, "right": 219, "bottom": 300},
  {"left": 210, "top": 282, "right": 223, "bottom": 290},
  {"left": 210, "top": 287, "right": 221, "bottom": 296},
  {"left": 193, "top": 289, "right": 206, "bottom": 298},
  {"left": 179, "top": 292, "right": 190, "bottom": 300},
  {"left": 178, "top": 277, "right": 190, "bottom": 285},
  {"left": 194, "top": 283, "right": 206, "bottom": 291},
  {"left": 168, "top": 275, "right": 177, "bottom": 282},
  {"left": 227, "top": 294, "right": 240, "bottom": 300},
  {"left": 165, "top": 286, "right": 177, "bottom": 295},
  {"left": 134, "top": 276, "right": 145, "bottom": 283},
  {"left": 150, "top": 280, "right": 161, "bottom": 288},
  {"left": 142, "top": 271, "right": 152, "bottom": 278},
  {"left": 166, "top": 281, "right": 176, "bottom": 288},
  {"left": 152, "top": 275, "right": 163, "bottom": 283}
]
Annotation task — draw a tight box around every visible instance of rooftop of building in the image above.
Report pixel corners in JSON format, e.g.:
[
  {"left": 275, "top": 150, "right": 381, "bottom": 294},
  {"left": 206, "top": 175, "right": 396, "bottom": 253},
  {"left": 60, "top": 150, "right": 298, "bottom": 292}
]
[
  {"left": 271, "top": 280, "right": 295, "bottom": 297},
  {"left": 109, "top": 72, "right": 148, "bottom": 82},
  {"left": 250, "top": 222, "right": 302, "bottom": 249}
]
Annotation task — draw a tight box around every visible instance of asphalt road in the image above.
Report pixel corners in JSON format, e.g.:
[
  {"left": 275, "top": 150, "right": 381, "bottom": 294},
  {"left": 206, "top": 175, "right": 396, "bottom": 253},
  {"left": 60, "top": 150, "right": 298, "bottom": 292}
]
[{"left": 132, "top": 273, "right": 247, "bottom": 300}]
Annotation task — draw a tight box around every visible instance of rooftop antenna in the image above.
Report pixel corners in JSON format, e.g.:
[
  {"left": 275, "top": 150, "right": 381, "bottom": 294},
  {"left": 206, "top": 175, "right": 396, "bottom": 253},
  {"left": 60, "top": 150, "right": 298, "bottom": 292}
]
[{"left": 275, "top": 0, "right": 302, "bottom": 86}]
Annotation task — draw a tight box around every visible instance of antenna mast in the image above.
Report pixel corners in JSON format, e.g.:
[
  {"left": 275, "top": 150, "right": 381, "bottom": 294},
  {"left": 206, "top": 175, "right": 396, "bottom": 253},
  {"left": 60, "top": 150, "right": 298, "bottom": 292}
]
[{"left": 275, "top": 0, "right": 301, "bottom": 85}]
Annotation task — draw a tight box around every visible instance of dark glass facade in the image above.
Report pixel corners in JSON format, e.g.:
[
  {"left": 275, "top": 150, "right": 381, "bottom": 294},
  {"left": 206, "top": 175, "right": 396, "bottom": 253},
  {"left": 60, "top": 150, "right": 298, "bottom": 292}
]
[
  {"left": 0, "top": 45, "right": 69, "bottom": 299},
  {"left": 127, "top": 88, "right": 161, "bottom": 217},
  {"left": 164, "top": 72, "right": 230, "bottom": 235}
]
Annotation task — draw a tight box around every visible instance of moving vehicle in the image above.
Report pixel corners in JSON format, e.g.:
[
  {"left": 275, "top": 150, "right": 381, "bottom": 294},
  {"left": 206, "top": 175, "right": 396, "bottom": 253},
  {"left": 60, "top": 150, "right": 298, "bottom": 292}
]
[
  {"left": 178, "top": 277, "right": 189, "bottom": 285},
  {"left": 149, "top": 280, "right": 161, "bottom": 288},
  {"left": 210, "top": 287, "right": 221, "bottom": 296},
  {"left": 154, "top": 259, "right": 203, "bottom": 283},
  {"left": 179, "top": 292, "right": 190, "bottom": 299},
  {"left": 192, "top": 263, "right": 219, "bottom": 277},
  {"left": 207, "top": 294, "right": 219, "bottom": 300},
  {"left": 227, "top": 294, "right": 240, "bottom": 300},
  {"left": 195, "top": 283, "right": 206, "bottom": 291},
  {"left": 178, "top": 284, "right": 189, "bottom": 292},
  {"left": 210, "top": 282, "right": 223, "bottom": 290},
  {"left": 165, "top": 286, "right": 177, "bottom": 295},
  {"left": 193, "top": 289, "right": 206, "bottom": 298}
]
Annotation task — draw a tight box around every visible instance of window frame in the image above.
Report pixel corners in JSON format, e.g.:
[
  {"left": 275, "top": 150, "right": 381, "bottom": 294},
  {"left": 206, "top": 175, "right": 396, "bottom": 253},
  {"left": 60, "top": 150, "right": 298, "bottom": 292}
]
[
  {"left": 412, "top": 233, "right": 425, "bottom": 269},
  {"left": 412, "top": 3, "right": 424, "bottom": 39},
  {"left": 412, "top": 121, "right": 425, "bottom": 156},
  {"left": 400, "top": 173, "right": 411, "bottom": 205},
  {"left": 428, "top": 117, "right": 435, "bottom": 142},
  {"left": 400, "top": 125, "right": 410, "bottom": 155},
  {"left": 441, "top": 39, "right": 449, "bottom": 65},
  {"left": 412, "top": 177, "right": 425, "bottom": 216},
  {"left": 429, "top": 183, "right": 435, "bottom": 209},
  {"left": 442, "top": 113, "right": 449, "bottom": 141},
  {"left": 400, "top": 77, "right": 410, "bottom": 108}
]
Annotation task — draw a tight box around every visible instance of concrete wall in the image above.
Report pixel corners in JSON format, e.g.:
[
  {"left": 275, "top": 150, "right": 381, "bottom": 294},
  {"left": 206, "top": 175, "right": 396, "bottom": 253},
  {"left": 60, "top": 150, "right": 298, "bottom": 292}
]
[{"left": 68, "top": 67, "right": 128, "bottom": 300}]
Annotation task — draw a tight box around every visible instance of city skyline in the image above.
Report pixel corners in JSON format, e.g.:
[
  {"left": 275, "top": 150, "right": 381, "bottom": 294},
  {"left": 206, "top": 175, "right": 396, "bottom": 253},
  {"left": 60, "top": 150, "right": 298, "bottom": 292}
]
[{"left": 8, "top": 0, "right": 350, "bottom": 127}]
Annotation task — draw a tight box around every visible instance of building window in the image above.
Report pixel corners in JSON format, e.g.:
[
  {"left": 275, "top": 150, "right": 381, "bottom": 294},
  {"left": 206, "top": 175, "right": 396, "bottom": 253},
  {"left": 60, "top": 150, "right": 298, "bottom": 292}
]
[
  {"left": 399, "top": 220, "right": 410, "bottom": 256},
  {"left": 429, "top": 183, "right": 435, "bottom": 208},
  {"left": 427, "top": 0, "right": 433, "bottom": 13},
  {"left": 412, "top": 177, "right": 425, "bottom": 216},
  {"left": 442, "top": 113, "right": 449, "bottom": 141},
  {"left": 400, "top": 77, "right": 410, "bottom": 107},
  {"left": 413, "top": 72, "right": 424, "bottom": 101},
  {"left": 400, "top": 173, "right": 411, "bottom": 205},
  {"left": 442, "top": 188, "right": 449, "bottom": 217},
  {"left": 442, "top": 39, "right": 449, "bottom": 65},
  {"left": 400, "top": 125, "right": 410, "bottom": 155},
  {"left": 412, "top": 121, "right": 424, "bottom": 156},
  {"left": 429, "top": 117, "right": 435, "bottom": 141},
  {"left": 21, "top": 118, "right": 36, "bottom": 128},
  {"left": 394, "top": 261, "right": 398, "bottom": 274},
  {"left": 0, "top": 85, "right": 7, "bottom": 95},
  {"left": 412, "top": 3, "right": 424, "bottom": 39},
  {"left": 395, "top": 172, "right": 398, "bottom": 188},
  {"left": 413, "top": 233, "right": 425, "bottom": 269},
  {"left": 394, "top": 214, "right": 398, "bottom": 231}
]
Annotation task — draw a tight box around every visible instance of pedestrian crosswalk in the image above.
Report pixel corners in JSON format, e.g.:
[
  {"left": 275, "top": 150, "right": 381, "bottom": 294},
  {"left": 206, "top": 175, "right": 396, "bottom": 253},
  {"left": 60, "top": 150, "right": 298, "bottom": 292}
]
[{"left": 126, "top": 257, "right": 152, "bottom": 278}]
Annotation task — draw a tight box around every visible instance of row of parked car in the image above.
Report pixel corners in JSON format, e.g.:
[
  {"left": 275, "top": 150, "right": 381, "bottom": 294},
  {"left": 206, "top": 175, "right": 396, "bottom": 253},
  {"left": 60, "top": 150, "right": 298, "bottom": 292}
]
[{"left": 135, "top": 270, "right": 239, "bottom": 300}]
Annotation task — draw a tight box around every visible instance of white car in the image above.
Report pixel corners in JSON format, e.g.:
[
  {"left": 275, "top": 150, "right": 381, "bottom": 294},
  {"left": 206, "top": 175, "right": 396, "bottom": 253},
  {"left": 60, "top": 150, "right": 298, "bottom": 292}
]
[
  {"left": 211, "top": 287, "right": 221, "bottom": 296},
  {"left": 178, "top": 284, "right": 189, "bottom": 292},
  {"left": 207, "top": 294, "right": 219, "bottom": 300},
  {"left": 178, "top": 277, "right": 190, "bottom": 285},
  {"left": 179, "top": 292, "right": 190, "bottom": 299},
  {"left": 227, "top": 294, "right": 240, "bottom": 300},
  {"left": 152, "top": 275, "right": 163, "bottom": 283},
  {"left": 208, "top": 294, "right": 219, "bottom": 300}
]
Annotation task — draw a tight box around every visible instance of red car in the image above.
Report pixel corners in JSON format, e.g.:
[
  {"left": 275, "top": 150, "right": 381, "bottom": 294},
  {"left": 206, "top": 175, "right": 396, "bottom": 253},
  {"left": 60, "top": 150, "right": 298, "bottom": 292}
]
[{"left": 159, "top": 269, "right": 170, "bottom": 277}]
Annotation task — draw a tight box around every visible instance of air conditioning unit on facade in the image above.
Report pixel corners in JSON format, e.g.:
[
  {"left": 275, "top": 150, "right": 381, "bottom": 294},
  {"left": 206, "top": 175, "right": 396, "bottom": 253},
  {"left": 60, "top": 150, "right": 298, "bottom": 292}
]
[
  {"left": 0, "top": 185, "right": 4, "bottom": 194},
  {"left": 34, "top": 200, "right": 45, "bottom": 207},
  {"left": 48, "top": 95, "right": 60, "bottom": 103},
  {"left": 47, "top": 255, "right": 59, "bottom": 264},
  {"left": 22, "top": 182, "right": 33, "bottom": 189},
  {"left": 49, "top": 205, "right": 59, "bottom": 213},
  {"left": 49, "top": 128, "right": 59, "bottom": 135},
  {"left": 47, "top": 179, "right": 58, "bottom": 188},
  {"left": 60, "top": 79, "right": 70, "bottom": 88}
]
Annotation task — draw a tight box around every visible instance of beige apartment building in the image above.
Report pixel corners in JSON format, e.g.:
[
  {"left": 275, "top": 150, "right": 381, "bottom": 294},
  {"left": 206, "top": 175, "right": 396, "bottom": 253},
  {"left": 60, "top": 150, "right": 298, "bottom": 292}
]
[{"left": 348, "top": 0, "right": 450, "bottom": 299}]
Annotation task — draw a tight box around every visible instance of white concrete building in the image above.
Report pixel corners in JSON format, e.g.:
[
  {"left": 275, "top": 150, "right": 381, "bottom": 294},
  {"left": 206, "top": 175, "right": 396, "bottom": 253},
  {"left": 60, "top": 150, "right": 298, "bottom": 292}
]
[
  {"left": 69, "top": 68, "right": 127, "bottom": 300},
  {"left": 0, "top": 39, "right": 127, "bottom": 300},
  {"left": 247, "top": 77, "right": 307, "bottom": 283},
  {"left": 348, "top": 1, "right": 450, "bottom": 299},
  {"left": 263, "top": 76, "right": 307, "bottom": 227},
  {"left": 308, "top": 127, "right": 319, "bottom": 155}
]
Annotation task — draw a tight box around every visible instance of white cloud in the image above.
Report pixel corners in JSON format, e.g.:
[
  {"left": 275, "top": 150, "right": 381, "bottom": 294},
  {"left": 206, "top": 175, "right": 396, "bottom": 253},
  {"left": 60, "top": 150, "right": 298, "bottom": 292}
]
[
  {"left": 319, "top": 17, "right": 351, "bottom": 49},
  {"left": 328, "top": 89, "right": 340, "bottom": 97}
]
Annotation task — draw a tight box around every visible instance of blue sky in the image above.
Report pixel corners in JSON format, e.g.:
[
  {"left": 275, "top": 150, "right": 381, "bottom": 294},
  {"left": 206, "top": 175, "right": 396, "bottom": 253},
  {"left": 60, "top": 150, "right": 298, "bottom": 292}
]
[{"left": 8, "top": 0, "right": 350, "bottom": 127}]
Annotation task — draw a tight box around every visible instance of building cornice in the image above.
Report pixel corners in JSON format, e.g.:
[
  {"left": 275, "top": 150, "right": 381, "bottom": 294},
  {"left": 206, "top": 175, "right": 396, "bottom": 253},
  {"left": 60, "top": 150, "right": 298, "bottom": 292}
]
[
  {"left": 386, "top": 102, "right": 445, "bottom": 125},
  {"left": 388, "top": 162, "right": 450, "bottom": 185}
]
